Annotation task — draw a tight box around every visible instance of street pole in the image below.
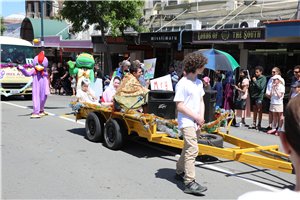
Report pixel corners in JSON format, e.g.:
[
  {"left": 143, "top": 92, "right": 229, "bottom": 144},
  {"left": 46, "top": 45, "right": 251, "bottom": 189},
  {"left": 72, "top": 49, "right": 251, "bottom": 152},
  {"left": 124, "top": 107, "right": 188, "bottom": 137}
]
[{"left": 40, "top": 0, "right": 44, "bottom": 52}]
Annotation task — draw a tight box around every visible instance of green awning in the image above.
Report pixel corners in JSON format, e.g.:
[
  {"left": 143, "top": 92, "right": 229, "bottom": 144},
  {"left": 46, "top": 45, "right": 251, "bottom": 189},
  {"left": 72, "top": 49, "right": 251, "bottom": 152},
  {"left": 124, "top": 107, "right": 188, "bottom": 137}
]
[{"left": 20, "top": 18, "right": 69, "bottom": 40}]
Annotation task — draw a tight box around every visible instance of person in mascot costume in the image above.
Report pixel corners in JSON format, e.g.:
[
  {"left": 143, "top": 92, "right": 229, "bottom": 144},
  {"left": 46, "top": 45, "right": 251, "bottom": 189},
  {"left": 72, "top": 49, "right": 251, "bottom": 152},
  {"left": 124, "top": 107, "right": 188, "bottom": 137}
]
[
  {"left": 18, "top": 51, "right": 50, "bottom": 118},
  {"left": 68, "top": 53, "right": 95, "bottom": 90}
]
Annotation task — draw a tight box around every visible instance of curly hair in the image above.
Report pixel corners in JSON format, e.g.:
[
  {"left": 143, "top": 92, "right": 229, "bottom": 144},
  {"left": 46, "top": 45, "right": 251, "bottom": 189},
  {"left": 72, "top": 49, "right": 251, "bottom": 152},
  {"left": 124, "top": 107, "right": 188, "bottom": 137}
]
[
  {"left": 255, "top": 65, "right": 264, "bottom": 73},
  {"left": 183, "top": 52, "right": 208, "bottom": 74}
]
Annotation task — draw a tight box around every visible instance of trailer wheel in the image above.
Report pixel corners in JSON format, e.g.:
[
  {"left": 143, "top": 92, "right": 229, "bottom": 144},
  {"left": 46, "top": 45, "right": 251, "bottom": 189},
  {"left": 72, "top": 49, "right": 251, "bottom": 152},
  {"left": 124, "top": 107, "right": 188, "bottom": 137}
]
[
  {"left": 24, "top": 94, "right": 32, "bottom": 100},
  {"left": 86, "top": 112, "right": 104, "bottom": 142},
  {"left": 104, "top": 118, "right": 125, "bottom": 150},
  {"left": 198, "top": 133, "right": 223, "bottom": 148}
]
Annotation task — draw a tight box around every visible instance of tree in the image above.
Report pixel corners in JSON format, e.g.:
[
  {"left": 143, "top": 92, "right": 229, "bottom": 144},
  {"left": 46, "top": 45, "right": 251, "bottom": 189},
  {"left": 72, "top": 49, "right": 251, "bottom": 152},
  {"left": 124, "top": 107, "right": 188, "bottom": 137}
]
[
  {"left": 1, "top": 17, "right": 7, "bottom": 36},
  {"left": 57, "top": 1, "right": 147, "bottom": 75}
]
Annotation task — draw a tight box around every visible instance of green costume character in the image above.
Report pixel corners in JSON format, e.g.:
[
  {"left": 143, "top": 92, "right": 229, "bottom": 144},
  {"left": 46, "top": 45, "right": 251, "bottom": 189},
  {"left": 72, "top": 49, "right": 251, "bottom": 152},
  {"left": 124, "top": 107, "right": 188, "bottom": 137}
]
[{"left": 68, "top": 53, "right": 95, "bottom": 89}]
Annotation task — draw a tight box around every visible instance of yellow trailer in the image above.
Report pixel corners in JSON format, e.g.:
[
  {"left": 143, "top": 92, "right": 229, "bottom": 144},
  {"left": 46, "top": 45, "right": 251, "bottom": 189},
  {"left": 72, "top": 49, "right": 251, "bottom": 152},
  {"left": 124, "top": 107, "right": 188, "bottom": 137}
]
[{"left": 70, "top": 101, "right": 293, "bottom": 174}]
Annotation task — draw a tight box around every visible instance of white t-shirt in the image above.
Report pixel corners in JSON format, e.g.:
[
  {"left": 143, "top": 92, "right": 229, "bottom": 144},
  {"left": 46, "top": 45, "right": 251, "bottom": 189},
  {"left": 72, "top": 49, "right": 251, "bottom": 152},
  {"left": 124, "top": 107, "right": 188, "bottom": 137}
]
[
  {"left": 76, "top": 89, "right": 99, "bottom": 105},
  {"left": 270, "top": 84, "right": 285, "bottom": 104},
  {"left": 174, "top": 77, "right": 205, "bottom": 129},
  {"left": 238, "top": 188, "right": 300, "bottom": 200}
]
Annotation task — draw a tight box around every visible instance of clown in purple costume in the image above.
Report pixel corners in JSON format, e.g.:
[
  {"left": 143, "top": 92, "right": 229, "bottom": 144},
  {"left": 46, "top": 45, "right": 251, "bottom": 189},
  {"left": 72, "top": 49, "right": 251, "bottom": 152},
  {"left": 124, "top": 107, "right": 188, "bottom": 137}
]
[{"left": 18, "top": 51, "right": 50, "bottom": 118}]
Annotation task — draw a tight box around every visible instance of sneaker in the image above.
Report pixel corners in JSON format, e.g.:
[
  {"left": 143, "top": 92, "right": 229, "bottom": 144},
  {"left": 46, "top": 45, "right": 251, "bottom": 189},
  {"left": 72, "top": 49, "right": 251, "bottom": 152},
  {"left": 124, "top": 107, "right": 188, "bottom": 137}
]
[
  {"left": 235, "top": 122, "right": 245, "bottom": 127},
  {"left": 275, "top": 131, "right": 281, "bottom": 136},
  {"left": 174, "top": 172, "right": 186, "bottom": 182},
  {"left": 256, "top": 124, "right": 261, "bottom": 130},
  {"left": 184, "top": 180, "right": 207, "bottom": 194},
  {"left": 267, "top": 129, "right": 277, "bottom": 134},
  {"left": 265, "top": 126, "right": 272, "bottom": 131},
  {"left": 248, "top": 124, "right": 256, "bottom": 129}
]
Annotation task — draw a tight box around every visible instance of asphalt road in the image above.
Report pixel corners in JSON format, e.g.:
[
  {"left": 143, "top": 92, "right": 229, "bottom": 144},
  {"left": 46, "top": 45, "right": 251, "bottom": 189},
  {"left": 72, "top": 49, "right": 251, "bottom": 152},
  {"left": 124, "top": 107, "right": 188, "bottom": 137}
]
[{"left": 1, "top": 95, "right": 296, "bottom": 199}]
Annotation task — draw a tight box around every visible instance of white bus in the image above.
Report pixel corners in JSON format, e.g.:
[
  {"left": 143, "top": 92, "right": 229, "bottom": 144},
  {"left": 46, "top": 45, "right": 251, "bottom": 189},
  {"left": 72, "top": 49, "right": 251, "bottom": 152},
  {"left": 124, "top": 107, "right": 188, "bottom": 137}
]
[{"left": 1, "top": 36, "right": 34, "bottom": 99}]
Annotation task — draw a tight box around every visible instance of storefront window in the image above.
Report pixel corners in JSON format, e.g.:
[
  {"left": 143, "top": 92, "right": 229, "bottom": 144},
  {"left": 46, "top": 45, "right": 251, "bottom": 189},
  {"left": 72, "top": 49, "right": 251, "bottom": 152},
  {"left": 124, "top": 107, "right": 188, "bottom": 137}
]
[{"left": 248, "top": 49, "right": 300, "bottom": 86}]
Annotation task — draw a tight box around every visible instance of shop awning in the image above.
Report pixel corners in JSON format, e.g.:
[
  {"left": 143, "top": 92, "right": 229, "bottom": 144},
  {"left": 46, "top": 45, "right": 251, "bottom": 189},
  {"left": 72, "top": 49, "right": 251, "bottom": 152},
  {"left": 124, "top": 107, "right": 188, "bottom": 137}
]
[
  {"left": 265, "top": 20, "right": 300, "bottom": 43},
  {"left": 20, "top": 18, "right": 69, "bottom": 41}
]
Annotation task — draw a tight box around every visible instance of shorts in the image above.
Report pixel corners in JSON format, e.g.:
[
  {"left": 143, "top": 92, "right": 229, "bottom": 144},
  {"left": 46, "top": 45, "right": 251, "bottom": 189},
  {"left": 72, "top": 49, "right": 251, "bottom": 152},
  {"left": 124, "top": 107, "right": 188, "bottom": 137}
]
[
  {"left": 269, "top": 103, "right": 283, "bottom": 112},
  {"left": 251, "top": 98, "right": 263, "bottom": 106}
]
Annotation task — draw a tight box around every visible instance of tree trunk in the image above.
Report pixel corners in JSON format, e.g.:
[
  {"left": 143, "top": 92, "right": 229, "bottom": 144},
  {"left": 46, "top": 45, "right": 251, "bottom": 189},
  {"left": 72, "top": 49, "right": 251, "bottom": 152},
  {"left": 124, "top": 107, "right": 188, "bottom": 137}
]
[
  {"left": 92, "top": 2, "right": 113, "bottom": 75},
  {"left": 99, "top": 23, "right": 113, "bottom": 76}
]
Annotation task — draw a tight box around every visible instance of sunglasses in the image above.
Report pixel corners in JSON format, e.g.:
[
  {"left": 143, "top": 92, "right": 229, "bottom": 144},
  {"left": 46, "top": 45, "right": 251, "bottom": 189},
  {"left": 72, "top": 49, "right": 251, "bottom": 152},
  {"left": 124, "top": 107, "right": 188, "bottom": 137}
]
[{"left": 294, "top": 71, "right": 300, "bottom": 74}]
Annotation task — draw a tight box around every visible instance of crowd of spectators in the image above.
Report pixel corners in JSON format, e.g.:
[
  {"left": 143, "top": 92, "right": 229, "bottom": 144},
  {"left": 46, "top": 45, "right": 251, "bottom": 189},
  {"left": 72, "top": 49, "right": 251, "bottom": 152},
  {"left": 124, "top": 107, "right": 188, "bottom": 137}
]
[{"left": 201, "top": 65, "right": 300, "bottom": 136}]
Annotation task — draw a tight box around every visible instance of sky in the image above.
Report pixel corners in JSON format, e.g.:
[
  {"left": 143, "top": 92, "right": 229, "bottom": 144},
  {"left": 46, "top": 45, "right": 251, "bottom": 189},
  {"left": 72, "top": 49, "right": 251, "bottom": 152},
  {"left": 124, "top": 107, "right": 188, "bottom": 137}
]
[{"left": 1, "top": 0, "right": 25, "bottom": 18}]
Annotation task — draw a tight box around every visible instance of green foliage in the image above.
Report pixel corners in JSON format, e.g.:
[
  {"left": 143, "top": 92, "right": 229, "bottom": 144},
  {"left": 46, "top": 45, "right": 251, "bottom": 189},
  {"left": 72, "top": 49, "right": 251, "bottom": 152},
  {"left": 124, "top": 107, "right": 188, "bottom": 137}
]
[
  {"left": 1, "top": 17, "right": 7, "bottom": 36},
  {"left": 58, "top": 1, "right": 148, "bottom": 37}
]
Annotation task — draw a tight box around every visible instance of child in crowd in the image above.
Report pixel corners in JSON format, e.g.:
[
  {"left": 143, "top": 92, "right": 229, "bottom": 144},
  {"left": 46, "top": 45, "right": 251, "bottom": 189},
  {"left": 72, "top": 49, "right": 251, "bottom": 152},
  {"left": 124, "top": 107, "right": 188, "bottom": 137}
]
[
  {"left": 212, "top": 73, "right": 223, "bottom": 108},
  {"left": 70, "top": 75, "right": 76, "bottom": 97},
  {"left": 267, "top": 75, "right": 285, "bottom": 136},
  {"left": 234, "top": 69, "right": 251, "bottom": 127},
  {"left": 76, "top": 79, "right": 99, "bottom": 105},
  {"left": 202, "top": 76, "right": 211, "bottom": 90},
  {"left": 290, "top": 81, "right": 300, "bottom": 99},
  {"left": 171, "top": 75, "right": 179, "bottom": 91}
]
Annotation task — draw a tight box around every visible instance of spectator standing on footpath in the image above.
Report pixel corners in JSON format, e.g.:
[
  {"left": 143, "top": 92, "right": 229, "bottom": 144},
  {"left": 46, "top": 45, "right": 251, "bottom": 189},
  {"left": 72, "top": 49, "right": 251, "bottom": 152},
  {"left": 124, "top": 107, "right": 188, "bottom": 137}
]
[
  {"left": 290, "top": 81, "right": 300, "bottom": 98},
  {"left": 202, "top": 77, "right": 212, "bottom": 90},
  {"left": 112, "top": 60, "right": 130, "bottom": 80},
  {"left": 289, "top": 65, "right": 300, "bottom": 100},
  {"left": 167, "top": 63, "right": 177, "bottom": 79},
  {"left": 267, "top": 75, "right": 285, "bottom": 136},
  {"left": 212, "top": 73, "right": 223, "bottom": 108},
  {"left": 234, "top": 69, "right": 251, "bottom": 127},
  {"left": 265, "top": 67, "right": 284, "bottom": 130},
  {"left": 249, "top": 66, "right": 267, "bottom": 130},
  {"left": 174, "top": 52, "right": 208, "bottom": 195},
  {"left": 238, "top": 95, "right": 300, "bottom": 200},
  {"left": 171, "top": 75, "right": 179, "bottom": 91},
  {"left": 61, "top": 64, "right": 70, "bottom": 95},
  {"left": 222, "top": 71, "right": 235, "bottom": 111},
  {"left": 93, "top": 63, "right": 103, "bottom": 101},
  {"left": 213, "top": 70, "right": 225, "bottom": 86},
  {"left": 70, "top": 75, "right": 76, "bottom": 97}
]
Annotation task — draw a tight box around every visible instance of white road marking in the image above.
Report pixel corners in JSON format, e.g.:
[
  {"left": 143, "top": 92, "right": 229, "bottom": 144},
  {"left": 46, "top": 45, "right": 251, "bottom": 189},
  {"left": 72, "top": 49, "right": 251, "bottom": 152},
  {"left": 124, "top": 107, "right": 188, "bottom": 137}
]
[
  {"left": 1, "top": 101, "right": 85, "bottom": 125},
  {"left": 2, "top": 101, "right": 283, "bottom": 192}
]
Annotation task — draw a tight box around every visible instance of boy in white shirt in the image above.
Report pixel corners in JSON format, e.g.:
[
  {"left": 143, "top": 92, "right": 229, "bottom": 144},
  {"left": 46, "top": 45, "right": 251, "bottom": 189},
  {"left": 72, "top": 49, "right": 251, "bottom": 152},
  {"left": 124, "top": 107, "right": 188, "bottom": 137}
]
[{"left": 173, "top": 52, "right": 208, "bottom": 194}]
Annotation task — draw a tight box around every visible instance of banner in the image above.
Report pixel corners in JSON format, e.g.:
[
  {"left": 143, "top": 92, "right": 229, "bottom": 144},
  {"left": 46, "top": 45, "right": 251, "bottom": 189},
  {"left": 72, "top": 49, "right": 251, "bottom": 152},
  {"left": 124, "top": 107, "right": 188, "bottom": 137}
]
[
  {"left": 143, "top": 58, "right": 156, "bottom": 79},
  {"left": 150, "top": 74, "right": 173, "bottom": 91}
]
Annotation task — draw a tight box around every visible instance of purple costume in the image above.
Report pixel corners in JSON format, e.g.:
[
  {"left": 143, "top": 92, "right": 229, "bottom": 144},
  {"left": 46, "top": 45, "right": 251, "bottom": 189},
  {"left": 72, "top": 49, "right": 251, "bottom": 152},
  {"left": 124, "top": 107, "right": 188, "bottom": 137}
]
[{"left": 19, "top": 52, "right": 50, "bottom": 116}]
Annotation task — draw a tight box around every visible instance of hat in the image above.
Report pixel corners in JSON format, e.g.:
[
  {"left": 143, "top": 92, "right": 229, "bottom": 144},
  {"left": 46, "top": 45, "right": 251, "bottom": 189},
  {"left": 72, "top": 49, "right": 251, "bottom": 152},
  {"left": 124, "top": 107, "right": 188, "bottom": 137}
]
[
  {"left": 172, "top": 75, "right": 179, "bottom": 82},
  {"left": 82, "top": 78, "right": 90, "bottom": 85},
  {"left": 291, "top": 81, "right": 300, "bottom": 88},
  {"left": 169, "top": 63, "right": 174, "bottom": 67},
  {"left": 202, "top": 76, "right": 210, "bottom": 83},
  {"left": 271, "top": 75, "right": 284, "bottom": 84}
]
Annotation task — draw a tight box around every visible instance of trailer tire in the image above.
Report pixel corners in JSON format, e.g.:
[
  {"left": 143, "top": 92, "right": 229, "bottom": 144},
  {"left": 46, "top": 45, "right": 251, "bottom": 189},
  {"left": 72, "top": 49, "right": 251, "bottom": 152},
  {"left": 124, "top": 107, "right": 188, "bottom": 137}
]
[
  {"left": 86, "top": 112, "right": 104, "bottom": 142},
  {"left": 24, "top": 94, "right": 32, "bottom": 100},
  {"left": 104, "top": 118, "right": 125, "bottom": 150},
  {"left": 198, "top": 133, "right": 223, "bottom": 148}
]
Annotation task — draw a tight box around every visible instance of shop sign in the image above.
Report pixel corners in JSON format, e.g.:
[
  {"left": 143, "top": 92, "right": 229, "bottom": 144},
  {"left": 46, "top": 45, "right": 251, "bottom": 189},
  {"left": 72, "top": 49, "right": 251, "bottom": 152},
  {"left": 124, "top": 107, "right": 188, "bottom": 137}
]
[
  {"left": 141, "top": 32, "right": 180, "bottom": 43},
  {"left": 193, "top": 28, "right": 265, "bottom": 42}
]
